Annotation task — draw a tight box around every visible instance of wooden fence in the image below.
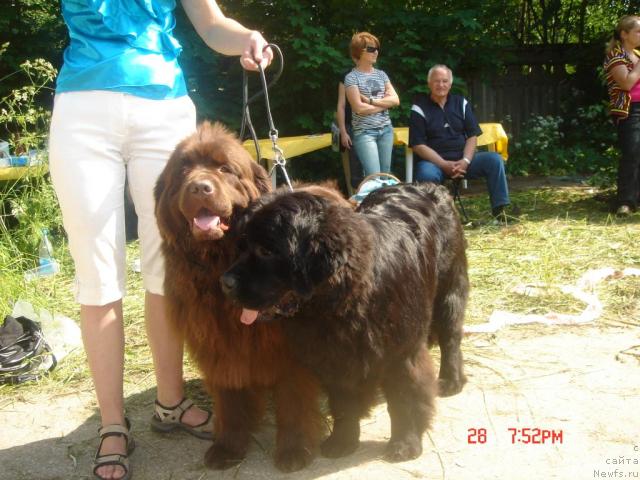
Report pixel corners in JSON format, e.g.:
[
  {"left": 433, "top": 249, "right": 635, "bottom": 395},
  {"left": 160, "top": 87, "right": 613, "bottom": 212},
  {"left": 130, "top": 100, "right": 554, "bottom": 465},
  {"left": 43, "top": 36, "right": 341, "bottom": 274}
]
[{"left": 465, "top": 44, "right": 606, "bottom": 140}]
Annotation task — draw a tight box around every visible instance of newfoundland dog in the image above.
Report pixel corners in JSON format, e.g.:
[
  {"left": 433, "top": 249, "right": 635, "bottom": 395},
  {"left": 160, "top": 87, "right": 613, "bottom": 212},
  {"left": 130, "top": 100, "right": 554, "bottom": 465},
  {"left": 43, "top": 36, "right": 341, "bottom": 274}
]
[
  {"left": 154, "top": 122, "right": 322, "bottom": 472},
  {"left": 221, "top": 182, "right": 468, "bottom": 462}
]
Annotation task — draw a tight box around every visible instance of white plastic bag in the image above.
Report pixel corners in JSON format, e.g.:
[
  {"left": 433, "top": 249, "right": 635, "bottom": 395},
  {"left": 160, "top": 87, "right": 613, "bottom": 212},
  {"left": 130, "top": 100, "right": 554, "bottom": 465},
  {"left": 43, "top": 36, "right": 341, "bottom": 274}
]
[{"left": 11, "top": 300, "right": 82, "bottom": 362}]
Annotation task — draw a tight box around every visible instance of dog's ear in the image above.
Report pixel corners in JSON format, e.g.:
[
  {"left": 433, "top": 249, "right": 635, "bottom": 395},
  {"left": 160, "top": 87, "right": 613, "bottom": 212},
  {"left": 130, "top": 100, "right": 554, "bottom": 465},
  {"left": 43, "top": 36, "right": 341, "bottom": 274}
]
[
  {"left": 154, "top": 149, "right": 189, "bottom": 248},
  {"left": 251, "top": 160, "right": 273, "bottom": 194},
  {"left": 292, "top": 235, "right": 335, "bottom": 298},
  {"left": 290, "top": 199, "right": 343, "bottom": 298}
]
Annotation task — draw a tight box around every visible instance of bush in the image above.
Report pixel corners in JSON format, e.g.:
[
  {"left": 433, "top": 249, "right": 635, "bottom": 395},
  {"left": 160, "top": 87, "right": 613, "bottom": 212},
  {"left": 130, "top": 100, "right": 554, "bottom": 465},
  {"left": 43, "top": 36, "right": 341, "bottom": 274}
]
[{"left": 508, "top": 102, "right": 618, "bottom": 185}]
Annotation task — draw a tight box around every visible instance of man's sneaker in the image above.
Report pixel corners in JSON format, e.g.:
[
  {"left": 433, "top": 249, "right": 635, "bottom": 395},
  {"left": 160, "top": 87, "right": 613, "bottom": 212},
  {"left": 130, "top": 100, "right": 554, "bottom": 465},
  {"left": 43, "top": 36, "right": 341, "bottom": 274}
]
[{"left": 492, "top": 204, "right": 520, "bottom": 225}]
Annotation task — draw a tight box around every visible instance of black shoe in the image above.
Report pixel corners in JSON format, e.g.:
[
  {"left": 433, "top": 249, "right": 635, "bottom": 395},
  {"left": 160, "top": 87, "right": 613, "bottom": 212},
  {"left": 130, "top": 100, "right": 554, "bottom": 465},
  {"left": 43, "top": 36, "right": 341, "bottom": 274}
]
[{"left": 492, "top": 204, "right": 520, "bottom": 225}]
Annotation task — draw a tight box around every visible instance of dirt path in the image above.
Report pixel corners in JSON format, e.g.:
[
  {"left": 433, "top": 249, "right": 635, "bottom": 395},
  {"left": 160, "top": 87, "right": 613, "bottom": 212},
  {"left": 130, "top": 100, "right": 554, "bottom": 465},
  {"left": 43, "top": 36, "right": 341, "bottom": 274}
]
[{"left": 2, "top": 320, "right": 638, "bottom": 480}]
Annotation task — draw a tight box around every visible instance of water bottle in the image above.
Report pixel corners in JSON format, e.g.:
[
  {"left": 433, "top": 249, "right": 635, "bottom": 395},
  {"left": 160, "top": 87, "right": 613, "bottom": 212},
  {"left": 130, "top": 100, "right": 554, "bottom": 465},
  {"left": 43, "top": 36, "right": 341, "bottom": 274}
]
[{"left": 38, "top": 229, "right": 56, "bottom": 274}]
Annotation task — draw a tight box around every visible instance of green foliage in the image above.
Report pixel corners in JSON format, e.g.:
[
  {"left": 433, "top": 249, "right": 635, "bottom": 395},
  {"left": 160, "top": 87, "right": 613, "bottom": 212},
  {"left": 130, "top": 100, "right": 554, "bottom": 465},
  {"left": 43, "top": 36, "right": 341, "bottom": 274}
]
[
  {"left": 508, "top": 101, "right": 618, "bottom": 181},
  {"left": 0, "top": 56, "right": 57, "bottom": 153},
  {"left": 0, "top": 53, "right": 61, "bottom": 276},
  {"left": 509, "top": 115, "right": 567, "bottom": 175},
  {"left": 0, "top": 0, "right": 65, "bottom": 98}
]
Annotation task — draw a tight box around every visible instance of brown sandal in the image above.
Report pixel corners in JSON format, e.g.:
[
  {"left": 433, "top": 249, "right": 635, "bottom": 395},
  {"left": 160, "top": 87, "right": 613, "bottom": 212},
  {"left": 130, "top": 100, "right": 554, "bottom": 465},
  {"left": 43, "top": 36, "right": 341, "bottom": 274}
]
[
  {"left": 150, "top": 397, "right": 213, "bottom": 440},
  {"left": 93, "top": 418, "right": 135, "bottom": 480}
]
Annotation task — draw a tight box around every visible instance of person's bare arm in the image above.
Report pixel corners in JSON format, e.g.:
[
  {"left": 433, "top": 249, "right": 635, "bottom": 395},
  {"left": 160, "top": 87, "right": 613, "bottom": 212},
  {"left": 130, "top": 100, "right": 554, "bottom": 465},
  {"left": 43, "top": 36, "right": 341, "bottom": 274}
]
[
  {"left": 336, "top": 83, "right": 352, "bottom": 148},
  {"left": 369, "top": 81, "right": 400, "bottom": 109},
  {"left": 181, "top": 0, "right": 272, "bottom": 70},
  {"left": 451, "top": 136, "right": 478, "bottom": 177},
  {"left": 610, "top": 62, "right": 640, "bottom": 91},
  {"left": 347, "top": 85, "right": 386, "bottom": 115},
  {"left": 412, "top": 144, "right": 457, "bottom": 177}
]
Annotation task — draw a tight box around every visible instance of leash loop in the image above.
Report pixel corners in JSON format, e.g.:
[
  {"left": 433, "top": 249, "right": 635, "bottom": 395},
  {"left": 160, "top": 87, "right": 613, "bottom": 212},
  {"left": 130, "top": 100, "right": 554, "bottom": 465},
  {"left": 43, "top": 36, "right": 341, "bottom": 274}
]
[{"left": 240, "top": 44, "right": 293, "bottom": 192}]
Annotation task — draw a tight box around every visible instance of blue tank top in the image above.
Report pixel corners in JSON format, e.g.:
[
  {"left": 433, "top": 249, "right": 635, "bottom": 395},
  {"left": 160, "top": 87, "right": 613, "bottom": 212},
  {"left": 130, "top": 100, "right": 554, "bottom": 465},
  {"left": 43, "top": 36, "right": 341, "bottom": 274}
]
[{"left": 56, "top": 0, "right": 187, "bottom": 99}]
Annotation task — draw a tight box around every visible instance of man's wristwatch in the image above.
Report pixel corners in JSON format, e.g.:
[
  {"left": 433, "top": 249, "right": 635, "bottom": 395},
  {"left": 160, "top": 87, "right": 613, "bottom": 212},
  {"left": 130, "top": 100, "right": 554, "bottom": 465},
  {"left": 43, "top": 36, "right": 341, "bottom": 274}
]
[
  {"left": 369, "top": 97, "right": 373, "bottom": 105},
  {"left": 462, "top": 157, "right": 471, "bottom": 165}
]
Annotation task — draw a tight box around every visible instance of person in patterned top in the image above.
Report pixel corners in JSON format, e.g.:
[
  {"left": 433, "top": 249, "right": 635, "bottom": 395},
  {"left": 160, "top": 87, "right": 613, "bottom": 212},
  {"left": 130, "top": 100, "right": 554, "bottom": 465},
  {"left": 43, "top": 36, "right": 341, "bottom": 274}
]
[
  {"left": 344, "top": 32, "right": 400, "bottom": 176},
  {"left": 604, "top": 15, "right": 640, "bottom": 216}
]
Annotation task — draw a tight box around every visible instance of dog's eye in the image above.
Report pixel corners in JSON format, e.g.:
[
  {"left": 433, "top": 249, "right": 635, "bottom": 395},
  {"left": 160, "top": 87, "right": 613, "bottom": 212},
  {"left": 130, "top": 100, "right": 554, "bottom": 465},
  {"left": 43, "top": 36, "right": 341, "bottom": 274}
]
[
  {"left": 219, "top": 165, "right": 235, "bottom": 175},
  {"left": 255, "top": 245, "right": 274, "bottom": 259}
]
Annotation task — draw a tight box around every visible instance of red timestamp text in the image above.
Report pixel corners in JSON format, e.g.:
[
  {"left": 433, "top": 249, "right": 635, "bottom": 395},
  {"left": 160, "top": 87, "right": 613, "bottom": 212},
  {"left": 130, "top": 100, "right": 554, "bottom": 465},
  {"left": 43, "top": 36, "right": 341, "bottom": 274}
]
[
  {"left": 467, "top": 427, "right": 564, "bottom": 445},
  {"left": 508, "top": 427, "right": 563, "bottom": 444}
]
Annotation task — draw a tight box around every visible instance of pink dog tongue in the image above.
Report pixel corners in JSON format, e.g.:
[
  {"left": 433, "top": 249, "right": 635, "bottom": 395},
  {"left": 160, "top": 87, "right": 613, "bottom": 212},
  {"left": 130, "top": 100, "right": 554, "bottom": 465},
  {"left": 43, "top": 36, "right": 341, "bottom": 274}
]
[
  {"left": 240, "top": 309, "right": 259, "bottom": 325},
  {"left": 194, "top": 214, "right": 220, "bottom": 231}
]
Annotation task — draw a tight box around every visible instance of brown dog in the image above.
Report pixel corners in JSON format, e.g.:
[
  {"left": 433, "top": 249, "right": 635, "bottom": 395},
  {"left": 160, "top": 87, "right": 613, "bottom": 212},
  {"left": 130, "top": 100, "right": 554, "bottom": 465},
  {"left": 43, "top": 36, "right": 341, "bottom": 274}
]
[{"left": 154, "top": 121, "right": 322, "bottom": 472}]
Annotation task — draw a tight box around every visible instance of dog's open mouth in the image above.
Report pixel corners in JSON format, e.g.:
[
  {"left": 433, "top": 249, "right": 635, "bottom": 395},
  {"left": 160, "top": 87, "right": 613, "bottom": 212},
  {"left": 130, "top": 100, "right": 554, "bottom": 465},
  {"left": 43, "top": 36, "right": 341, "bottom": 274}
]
[
  {"left": 193, "top": 208, "right": 230, "bottom": 233},
  {"left": 240, "top": 292, "right": 300, "bottom": 325}
]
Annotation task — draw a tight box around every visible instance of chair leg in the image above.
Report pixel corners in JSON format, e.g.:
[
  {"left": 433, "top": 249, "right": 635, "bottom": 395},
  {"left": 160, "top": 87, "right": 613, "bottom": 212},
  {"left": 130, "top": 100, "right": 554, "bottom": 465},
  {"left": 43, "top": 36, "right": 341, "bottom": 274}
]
[
  {"left": 341, "top": 150, "right": 353, "bottom": 197},
  {"left": 452, "top": 180, "right": 470, "bottom": 224}
]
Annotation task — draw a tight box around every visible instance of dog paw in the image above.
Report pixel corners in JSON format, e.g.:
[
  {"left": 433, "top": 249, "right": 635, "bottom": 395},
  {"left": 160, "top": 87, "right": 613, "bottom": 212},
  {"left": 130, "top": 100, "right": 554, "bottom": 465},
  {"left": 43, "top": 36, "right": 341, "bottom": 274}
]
[
  {"left": 274, "top": 445, "right": 314, "bottom": 472},
  {"left": 384, "top": 438, "right": 423, "bottom": 462},
  {"left": 204, "top": 443, "right": 245, "bottom": 470},
  {"left": 320, "top": 434, "right": 359, "bottom": 458},
  {"left": 438, "top": 375, "right": 467, "bottom": 397}
]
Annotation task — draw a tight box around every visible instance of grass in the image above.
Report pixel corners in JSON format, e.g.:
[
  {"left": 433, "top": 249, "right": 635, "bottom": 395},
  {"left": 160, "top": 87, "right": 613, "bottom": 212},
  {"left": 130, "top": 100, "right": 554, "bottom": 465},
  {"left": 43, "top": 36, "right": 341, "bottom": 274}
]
[{"left": 1, "top": 177, "right": 639, "bottom": 403}]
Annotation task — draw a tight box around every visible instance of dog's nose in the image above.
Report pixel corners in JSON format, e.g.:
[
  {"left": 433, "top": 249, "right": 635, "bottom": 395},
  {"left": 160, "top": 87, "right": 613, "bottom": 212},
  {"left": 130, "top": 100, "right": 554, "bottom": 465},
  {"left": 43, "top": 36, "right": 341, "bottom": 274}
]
[
  {"left": 220, "top": 272, "right": 238, "bottom": 297},
  {"left": 189, "top": 180, "right": 215, "bottom": 196}
]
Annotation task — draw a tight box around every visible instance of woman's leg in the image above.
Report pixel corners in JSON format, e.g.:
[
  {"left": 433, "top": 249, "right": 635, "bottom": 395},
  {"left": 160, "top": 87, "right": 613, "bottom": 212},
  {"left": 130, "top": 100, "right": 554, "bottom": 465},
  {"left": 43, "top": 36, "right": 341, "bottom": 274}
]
[
  {"left": 81, "top": 302, "right": 128, "bottom": 480},
  {"left": 377, "top": 124, "right": 395, "bottom": 173},
  {"left": 49, "top": 91, "right": 130, "bottom": 479},
  {"left": 353, "top": 130, "right": 382, "bottom": 176},
  {"left": 144, "top": 292, "right": 207, "bottom": 426},
  {"left": 126, "top": 95, "right": 209, "bottom": 426},
  {"left": 617, "top": 106, "right": 640, "bottom": 209}
]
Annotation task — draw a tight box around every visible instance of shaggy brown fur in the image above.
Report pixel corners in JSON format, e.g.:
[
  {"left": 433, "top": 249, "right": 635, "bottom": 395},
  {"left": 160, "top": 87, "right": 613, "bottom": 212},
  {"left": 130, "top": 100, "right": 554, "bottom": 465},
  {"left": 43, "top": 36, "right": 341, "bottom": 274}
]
[
  {"left": 221, "top": 182, "right": 468, "bottom": 462},
  {"left": 154, "top": 122, "right": 322, "bottom": 472}
]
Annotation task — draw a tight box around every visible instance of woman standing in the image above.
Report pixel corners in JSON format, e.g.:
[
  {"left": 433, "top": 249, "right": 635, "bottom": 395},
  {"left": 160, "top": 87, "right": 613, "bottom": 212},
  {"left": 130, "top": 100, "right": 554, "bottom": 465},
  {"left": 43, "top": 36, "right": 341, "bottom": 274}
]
[
  {"left": 344, "top": 32, "right": 399, "bottom": 176},
  {"left": 604, "top": 15, "right": 640, "bottom": 216},
  {"left": 49, "top": 1, "right": 271, "bottom": 479}
]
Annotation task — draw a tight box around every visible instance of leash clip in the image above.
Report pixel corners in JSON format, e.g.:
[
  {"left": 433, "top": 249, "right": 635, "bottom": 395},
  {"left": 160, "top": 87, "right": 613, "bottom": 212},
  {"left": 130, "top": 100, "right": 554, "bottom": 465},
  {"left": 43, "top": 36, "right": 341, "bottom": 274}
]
[{"left": 268, "top": 139, "right": 293, "bottom": 192}]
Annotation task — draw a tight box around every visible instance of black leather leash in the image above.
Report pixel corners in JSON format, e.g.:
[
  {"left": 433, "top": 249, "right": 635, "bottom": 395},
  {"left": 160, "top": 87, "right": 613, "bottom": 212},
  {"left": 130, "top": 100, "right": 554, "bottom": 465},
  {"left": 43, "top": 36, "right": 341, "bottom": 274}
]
[{"left": 239, "top": 44, "right": 293, "bottom": 191}]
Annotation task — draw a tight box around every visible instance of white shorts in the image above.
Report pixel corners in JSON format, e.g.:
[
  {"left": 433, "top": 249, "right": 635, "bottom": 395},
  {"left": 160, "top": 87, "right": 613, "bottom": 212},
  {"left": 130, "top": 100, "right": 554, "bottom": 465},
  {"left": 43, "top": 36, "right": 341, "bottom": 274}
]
[{"left": 49, "top": 91, "right": 196, "bottom": 305}]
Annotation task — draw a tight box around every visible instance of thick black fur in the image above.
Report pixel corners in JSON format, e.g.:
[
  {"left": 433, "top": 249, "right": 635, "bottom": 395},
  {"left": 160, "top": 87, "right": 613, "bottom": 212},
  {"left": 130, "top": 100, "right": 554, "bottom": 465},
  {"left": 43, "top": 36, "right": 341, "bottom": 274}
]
[{"left": 221, "top": 182, "right": 468, "bottom": 461}]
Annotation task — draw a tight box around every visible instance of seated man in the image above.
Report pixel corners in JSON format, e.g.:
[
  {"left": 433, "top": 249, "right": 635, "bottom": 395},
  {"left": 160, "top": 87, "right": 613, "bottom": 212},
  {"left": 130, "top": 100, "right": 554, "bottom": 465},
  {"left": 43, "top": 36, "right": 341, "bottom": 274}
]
[{"left": 409, "top": 64, "right": 512, "bottom": 220}]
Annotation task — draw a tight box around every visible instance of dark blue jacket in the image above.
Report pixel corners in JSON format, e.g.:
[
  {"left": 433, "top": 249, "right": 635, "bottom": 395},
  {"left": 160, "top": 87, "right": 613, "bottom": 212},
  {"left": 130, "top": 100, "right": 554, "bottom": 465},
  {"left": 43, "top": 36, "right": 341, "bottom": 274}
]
[{"left": 409, "top": 93, "right": 482, "bottom": 161}]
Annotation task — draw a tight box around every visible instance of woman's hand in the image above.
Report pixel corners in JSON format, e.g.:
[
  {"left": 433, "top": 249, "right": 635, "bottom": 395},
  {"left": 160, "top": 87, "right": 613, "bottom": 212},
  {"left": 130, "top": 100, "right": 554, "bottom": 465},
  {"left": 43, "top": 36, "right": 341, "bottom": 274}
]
[
  {"left": 239, "top": 30, "right": 273, "bottom": 71},
  {"left": 341, "top": 131, "right": 352, "bottom": 149}
]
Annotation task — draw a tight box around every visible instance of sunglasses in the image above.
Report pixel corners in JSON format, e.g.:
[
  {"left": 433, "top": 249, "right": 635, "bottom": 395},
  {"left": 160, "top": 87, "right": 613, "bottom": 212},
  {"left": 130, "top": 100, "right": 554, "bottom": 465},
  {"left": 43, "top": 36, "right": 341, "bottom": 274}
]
[{"left": 364, "top": 46, "right": 379, "bottom": 53}]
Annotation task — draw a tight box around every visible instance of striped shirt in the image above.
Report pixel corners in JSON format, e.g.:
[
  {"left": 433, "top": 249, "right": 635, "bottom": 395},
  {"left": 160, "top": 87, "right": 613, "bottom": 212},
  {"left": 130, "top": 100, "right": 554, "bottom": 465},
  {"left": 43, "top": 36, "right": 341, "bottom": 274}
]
[
  {"left": 603, "top": 42, "right": 640, "bottom": 122},
  {"left": 344, "top": 68, "right": 392, "bottom": 132}
]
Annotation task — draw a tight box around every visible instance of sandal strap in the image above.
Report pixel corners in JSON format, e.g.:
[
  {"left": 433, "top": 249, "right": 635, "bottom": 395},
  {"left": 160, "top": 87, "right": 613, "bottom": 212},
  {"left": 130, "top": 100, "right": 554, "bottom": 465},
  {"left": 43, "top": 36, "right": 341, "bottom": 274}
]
[
  {"left": 94, "top": 453, "right": 130, "bottom": 465},
  {"left": 154, "top": 397, "right": 193, "bottom": 423},
  {"left": 98, "top": 423, "right": 130, "bottom": 439},
  {"left": 93, "top": 453, "right": 130, "bottom": 477},
  {"left": 95, "top": 418, "right": 133, "bottom": 460}
]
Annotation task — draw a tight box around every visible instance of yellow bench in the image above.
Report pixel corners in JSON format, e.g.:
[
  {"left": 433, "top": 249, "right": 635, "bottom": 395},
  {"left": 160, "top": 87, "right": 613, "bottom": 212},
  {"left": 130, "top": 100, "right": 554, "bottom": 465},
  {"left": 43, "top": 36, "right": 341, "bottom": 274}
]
[
  {"left": 244, "top": 123, "right": 509, "bottom": 192},
  {"left": 243, "top": 133, "right": 332, "bottom": 189},
  {"left": 0, "top": 164, "right": 49, "bottom": 182}
]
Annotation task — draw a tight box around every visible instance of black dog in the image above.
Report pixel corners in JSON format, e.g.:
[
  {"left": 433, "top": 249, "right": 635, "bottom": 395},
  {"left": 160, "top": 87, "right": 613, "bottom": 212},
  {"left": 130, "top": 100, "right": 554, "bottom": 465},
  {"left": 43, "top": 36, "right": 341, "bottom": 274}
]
[{"left": 221, "top": 183, "right": 468, "bottom": 462}]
